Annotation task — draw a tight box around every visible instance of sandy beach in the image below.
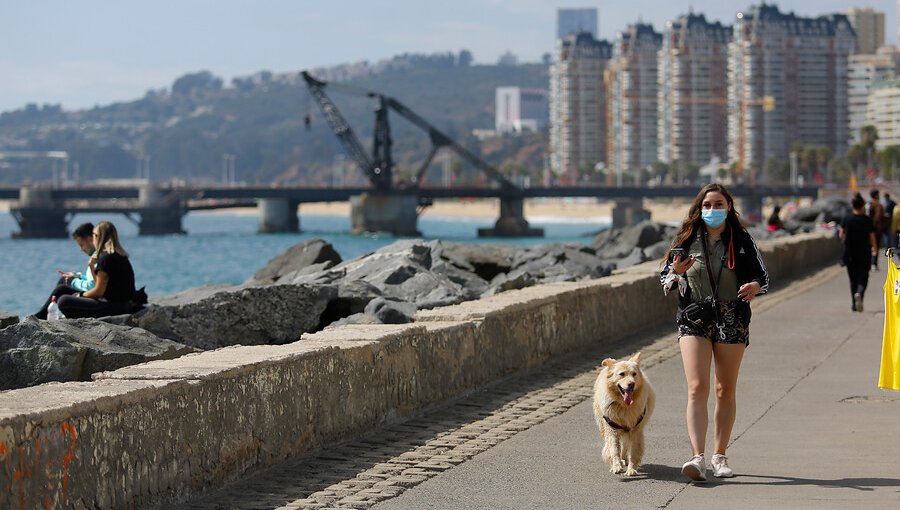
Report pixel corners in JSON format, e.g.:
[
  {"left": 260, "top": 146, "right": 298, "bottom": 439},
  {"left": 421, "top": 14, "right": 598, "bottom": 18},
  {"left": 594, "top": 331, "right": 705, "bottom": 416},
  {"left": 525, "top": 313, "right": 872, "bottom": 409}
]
[{"left": 297, "top": 198, "right": 692, "bottom": 223}]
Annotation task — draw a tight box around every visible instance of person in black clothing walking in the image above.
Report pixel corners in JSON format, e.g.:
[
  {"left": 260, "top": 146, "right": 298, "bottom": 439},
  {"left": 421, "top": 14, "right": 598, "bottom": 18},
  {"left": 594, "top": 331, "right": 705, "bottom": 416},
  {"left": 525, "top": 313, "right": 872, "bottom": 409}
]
[
  {"left": 884, "top": 193, "right": 896, "bottom": 248},
  {"left": 868, "top": 189, "right": 887, "bottom": 269},
  {"left": 841, "top": 193, "right": 877, "bottom": 312}
]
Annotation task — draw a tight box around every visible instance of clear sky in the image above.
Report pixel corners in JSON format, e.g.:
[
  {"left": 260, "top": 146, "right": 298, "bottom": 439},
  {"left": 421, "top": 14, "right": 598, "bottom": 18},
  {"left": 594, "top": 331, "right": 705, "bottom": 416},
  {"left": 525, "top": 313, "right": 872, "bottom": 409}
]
[{"left": 1, "top": 1, "right": 896, "bottom": 113}]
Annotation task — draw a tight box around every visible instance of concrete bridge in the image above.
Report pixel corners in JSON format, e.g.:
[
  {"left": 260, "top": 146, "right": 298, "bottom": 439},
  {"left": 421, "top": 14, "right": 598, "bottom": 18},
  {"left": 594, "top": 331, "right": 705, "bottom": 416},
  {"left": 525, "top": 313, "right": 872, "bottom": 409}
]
[
  {"left": 0, "top": 182, "right": 820, "bottom": 238},
  {"left": 1, "top": 232, "right": 879, "bottom": 509}
]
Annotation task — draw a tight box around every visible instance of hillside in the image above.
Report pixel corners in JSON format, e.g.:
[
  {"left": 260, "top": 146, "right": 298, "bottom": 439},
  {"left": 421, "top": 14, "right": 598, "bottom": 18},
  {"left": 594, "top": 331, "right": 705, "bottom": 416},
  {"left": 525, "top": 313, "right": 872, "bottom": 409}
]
[{"left": 0, "top": 57, "right": 549, "bottom": 187}]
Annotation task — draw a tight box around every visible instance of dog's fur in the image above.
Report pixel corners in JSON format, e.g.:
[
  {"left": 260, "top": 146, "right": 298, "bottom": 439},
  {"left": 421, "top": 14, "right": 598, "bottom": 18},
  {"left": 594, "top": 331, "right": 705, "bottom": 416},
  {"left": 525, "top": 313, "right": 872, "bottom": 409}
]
[{"left": 592, "top": 352, "right": 656, "bottom": 476}]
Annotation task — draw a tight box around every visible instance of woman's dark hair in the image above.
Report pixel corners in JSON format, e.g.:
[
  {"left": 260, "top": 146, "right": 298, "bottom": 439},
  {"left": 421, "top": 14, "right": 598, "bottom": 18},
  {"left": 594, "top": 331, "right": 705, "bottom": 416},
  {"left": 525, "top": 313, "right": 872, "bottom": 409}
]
[
  {"left": 72, "top": 222, "right": 94, "bottom": 239},
  {"left": 851, "top": 192, "right": 866, "bottom": 210},
  {"left": 663, "top": 183, "right": 744, "bottom": 263}
]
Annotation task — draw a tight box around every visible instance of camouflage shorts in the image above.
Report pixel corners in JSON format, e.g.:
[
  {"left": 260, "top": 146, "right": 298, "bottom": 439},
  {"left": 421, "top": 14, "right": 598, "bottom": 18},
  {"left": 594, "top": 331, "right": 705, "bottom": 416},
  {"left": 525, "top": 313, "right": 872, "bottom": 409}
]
[{"left": 677, "top": 299, "right": 751, "bottom": 346}]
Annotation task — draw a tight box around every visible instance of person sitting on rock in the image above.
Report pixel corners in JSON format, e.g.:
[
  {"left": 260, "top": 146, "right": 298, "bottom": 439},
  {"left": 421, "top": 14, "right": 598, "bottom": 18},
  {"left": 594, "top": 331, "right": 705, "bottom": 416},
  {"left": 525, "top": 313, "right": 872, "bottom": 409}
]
[
  {"left": 766, "top": 206, "right": 784, "bottom": 232},
  {"left": 34, "top": 222, "right": 97, "bottom": 319},
  {"left": 57, "top": 221, "right": 142, "bottom": 319}
]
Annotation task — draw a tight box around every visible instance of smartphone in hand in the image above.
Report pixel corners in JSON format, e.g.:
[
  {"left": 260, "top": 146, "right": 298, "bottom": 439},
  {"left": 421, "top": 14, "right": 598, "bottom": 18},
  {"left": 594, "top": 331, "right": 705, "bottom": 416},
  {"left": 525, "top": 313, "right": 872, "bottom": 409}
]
[{"left": 670, "top": 248, "right": 687, "bottom": 260}]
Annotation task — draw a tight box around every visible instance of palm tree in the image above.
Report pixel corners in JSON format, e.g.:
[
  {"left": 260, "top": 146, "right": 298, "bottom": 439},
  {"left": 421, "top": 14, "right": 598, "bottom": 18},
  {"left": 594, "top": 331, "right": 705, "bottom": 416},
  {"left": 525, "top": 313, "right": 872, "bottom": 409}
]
[
  {"left": 860, "top": 125, "right": 879, "bottom": 148},
  {"left": 815, "top": 146, "right": 833, "bottom": 183},
  {"left": 847, "top": 144, "right": 867, "bottom": 181},
  {"left": 860, "top": 125, "right": 879, "bottom": 176}
]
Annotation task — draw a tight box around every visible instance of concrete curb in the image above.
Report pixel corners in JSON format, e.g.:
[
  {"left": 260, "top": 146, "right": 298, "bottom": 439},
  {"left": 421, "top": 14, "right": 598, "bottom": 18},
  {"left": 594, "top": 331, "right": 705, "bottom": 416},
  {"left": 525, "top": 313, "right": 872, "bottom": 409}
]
[{"left": 0, "top": 232, "right": 840, "bottom": 508}]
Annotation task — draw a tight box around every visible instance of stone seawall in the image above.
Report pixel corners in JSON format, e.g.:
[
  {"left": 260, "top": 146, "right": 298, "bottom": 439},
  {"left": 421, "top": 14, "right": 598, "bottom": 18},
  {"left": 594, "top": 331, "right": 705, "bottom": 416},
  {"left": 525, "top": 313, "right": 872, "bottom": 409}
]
[{"left": 0, "top": 232, "right": 840, "bottom": 508}]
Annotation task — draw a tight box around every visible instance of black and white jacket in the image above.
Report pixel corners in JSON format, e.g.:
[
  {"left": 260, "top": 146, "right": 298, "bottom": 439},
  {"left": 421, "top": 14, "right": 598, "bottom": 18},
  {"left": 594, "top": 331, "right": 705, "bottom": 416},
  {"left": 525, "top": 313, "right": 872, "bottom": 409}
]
[{"left": 660, "top": 225, "right": 769, "bottom": 309}]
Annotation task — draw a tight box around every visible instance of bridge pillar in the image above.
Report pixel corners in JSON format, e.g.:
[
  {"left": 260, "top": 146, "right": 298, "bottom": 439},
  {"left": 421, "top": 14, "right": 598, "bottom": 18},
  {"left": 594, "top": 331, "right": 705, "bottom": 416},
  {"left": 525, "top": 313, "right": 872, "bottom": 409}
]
[
  {"left": 138, "top": 185, "right": 185, "bottom": 235},
  {"left": 258, "top": 198, "right": 300, "bottom": 233},
  {"left": 350, "top": 193, "right": 420, "bottom": 236},
  {"left": 477, "top": 198, "right": 544, "bottom": 238},
  {"left": 10, "top": 186, "right": 69, "bottom": 238},
  {"left": 612, "top": 198, "right": 651, "bottom": 228}
]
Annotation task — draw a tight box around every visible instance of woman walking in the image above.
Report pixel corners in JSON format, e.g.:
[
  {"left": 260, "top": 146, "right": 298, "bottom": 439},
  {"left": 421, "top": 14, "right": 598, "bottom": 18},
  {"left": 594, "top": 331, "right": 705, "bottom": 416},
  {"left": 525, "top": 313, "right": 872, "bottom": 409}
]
[
  {"left": 57, "top": 221, "right": 139, "bottom": 318},
  {"left": 840, "top": 192, "right": 877, "bottom": 312},
  {"left": 660, "top": 183, "right": 769, "bottom": 481}
]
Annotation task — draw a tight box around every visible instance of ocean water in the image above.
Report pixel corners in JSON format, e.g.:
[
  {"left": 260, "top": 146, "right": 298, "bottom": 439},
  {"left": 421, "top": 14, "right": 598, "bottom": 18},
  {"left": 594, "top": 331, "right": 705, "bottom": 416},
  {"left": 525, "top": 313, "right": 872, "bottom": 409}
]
[{"left": 0, "top": 210, "right": 609, "bottom": 318}]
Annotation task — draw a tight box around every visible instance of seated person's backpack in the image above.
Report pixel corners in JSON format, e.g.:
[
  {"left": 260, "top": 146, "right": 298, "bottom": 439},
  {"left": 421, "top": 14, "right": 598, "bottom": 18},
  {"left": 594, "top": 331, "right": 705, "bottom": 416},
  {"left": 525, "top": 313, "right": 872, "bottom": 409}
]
[{"left": 131, "top": 286, "right": 149, "bottom": 312}]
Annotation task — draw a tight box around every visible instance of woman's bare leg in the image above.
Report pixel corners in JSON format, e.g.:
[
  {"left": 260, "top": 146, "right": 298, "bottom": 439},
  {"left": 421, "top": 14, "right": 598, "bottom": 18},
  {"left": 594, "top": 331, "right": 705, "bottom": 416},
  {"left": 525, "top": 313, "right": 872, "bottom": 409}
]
[
  {"left": 680, "top": 335, "right": 713, "bottom": 455},
  {"left": 712, "top": 342, "right": 746, "bottom": 454}
]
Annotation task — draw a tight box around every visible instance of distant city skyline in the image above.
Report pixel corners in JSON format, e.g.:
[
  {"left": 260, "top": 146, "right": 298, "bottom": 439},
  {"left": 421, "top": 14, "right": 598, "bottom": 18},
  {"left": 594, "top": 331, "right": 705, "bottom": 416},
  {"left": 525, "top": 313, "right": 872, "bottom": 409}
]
[{"left": 0, "top": 0, "right": 896, "bottom": 113}]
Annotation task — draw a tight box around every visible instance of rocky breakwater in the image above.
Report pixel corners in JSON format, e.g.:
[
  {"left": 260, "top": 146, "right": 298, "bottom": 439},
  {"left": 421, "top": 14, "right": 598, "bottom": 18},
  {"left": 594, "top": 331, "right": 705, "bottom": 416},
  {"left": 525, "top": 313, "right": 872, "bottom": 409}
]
[
  {"left": 0, "top": 319, "right": 195, "bottom": 389},
  {"left": 783, "top": 196, "right": 851, "bottom": 233},
  {"left": 0, "top": 219, "right": 799, "bottom": 390}
]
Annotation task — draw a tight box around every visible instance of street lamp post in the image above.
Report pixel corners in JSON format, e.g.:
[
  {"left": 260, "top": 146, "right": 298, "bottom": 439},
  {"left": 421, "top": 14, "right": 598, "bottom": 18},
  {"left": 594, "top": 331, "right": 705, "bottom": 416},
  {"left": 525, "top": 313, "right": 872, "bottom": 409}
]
[{"left": 221, "top": 154, "right": 235, "bottom": 185}]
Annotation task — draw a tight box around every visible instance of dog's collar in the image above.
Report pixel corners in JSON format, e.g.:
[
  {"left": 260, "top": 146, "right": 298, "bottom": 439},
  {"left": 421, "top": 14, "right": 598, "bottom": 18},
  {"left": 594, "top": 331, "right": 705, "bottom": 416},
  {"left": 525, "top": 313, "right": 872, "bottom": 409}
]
[{"left": 603, "top": 406, "right": 646, "bottom": 433}]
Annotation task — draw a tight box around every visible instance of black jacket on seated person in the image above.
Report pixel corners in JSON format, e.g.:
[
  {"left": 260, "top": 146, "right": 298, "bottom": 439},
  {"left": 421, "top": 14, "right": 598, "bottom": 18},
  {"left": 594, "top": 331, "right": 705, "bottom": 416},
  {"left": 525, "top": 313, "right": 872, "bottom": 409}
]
[{"left": 57, "top": 252, "right": 138, "bottom": 319}]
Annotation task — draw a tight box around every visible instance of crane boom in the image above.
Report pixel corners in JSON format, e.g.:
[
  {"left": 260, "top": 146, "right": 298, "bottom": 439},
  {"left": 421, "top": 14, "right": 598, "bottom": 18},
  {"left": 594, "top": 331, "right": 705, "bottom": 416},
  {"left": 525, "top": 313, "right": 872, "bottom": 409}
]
[
  {"left": 301, "top": 72, "right": 391, "bottom": 190},
  {"left": 301, "top": 71, "right": 520, "bottom": 195},
  {"left": 382, "top": 97, "right": 518, "bottom": 192}
]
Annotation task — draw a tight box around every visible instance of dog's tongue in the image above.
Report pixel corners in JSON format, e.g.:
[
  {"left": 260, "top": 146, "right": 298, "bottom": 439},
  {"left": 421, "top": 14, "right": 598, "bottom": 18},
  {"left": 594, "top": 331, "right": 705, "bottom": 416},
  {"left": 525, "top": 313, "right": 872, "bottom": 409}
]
[{"left": 624, "top": 390, "right": 635, "bottom": 406}]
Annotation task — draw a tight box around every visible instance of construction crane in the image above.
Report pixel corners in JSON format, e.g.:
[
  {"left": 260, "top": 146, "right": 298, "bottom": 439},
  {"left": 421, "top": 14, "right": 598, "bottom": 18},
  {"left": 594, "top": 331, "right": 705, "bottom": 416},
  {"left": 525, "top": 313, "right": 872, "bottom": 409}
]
[{"left": 301, "top": 71, "right": 520, "bottom": 194}]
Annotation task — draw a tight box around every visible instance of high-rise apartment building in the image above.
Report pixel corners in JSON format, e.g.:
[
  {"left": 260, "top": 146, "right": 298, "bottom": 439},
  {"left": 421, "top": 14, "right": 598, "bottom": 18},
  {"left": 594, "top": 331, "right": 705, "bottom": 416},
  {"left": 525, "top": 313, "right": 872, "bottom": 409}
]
[
  {"left": 495, "top": 87, "right": 549, "bottom": 134},
  {"left": 727, "top": 5, "right": 856, "bottom": 181},
  {"left": 844, "top": 6, "right": 885, "bottom": 54},
  {"left": 549, "top": 32, "right": 613, "bottom": 183},
  {"left": 848, "top": 48, "right": 900, "bottom": 144},
  {"left": 658, "top": 14, "right": 732, "bottom": 169},
  {"left": 607, "top": 23, "right": 662, "bottom": 181},
  {"left": 557, "top": 8, "right": 598, "bottom": 39},
  {"left": 867, "top": 79, "right": 900, "bottom": 149}
]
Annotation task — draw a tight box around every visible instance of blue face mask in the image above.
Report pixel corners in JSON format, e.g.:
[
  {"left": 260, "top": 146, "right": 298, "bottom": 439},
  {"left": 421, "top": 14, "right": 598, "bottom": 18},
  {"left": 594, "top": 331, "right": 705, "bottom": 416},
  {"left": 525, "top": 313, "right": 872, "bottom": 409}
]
[{"left": 701, "top": 208, "right": 728, "bottom": 228}]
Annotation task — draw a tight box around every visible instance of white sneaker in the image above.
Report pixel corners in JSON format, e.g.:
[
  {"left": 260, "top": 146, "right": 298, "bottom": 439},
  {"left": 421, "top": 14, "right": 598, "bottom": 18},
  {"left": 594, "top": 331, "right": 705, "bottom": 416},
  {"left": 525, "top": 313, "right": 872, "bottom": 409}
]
[
  {"left": 681, "top": 454, "right": 706, "bottom": 481},
  {"left": 711, "top": 453, "right": 734, "bottom": 478},
  {"left": 854, "top": 293, "right": 863, "bottom": 312}
]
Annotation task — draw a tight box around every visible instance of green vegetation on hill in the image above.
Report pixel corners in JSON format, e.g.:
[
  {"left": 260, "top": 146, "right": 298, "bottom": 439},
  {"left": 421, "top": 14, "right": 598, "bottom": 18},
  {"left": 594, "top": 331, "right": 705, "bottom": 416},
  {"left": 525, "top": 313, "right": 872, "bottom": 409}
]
[{"left": 0, "top": 58, "right": 548, "bottom": 186}]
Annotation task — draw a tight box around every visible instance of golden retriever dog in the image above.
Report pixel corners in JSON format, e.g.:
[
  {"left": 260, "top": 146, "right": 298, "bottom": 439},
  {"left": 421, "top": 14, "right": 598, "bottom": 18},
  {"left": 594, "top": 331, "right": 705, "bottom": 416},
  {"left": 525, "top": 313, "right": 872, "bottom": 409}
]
[{"left": 592, "top": 352, "right": 655, "bottom": 476}]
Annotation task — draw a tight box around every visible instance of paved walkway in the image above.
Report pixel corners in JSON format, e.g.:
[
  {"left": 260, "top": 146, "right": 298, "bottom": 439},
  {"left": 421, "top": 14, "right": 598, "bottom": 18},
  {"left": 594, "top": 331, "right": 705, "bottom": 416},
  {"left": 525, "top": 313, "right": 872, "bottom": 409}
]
[{"left": 179, "top": 263, "right": 900, "bottom": 509}]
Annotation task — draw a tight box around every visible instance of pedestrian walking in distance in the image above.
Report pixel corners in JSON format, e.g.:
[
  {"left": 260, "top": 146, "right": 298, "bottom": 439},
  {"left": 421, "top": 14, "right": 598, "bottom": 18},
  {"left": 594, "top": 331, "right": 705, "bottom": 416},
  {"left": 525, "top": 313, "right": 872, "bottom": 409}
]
[
  {"left": 660, "top": 183, "right": 769, "bottom": 481},
  {"left": 841, "top": 193, "right": 877, "bottom": 312}
]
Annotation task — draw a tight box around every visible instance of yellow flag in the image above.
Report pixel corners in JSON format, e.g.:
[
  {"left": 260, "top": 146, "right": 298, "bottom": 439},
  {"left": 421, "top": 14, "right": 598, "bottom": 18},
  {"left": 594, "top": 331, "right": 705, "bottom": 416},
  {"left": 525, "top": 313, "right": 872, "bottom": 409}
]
[
  {"left": 849, "top": 174, "right": 858, "bottom": 192},
  {"left": 880, "top": 256, "right": 900, "bottom": 390}
]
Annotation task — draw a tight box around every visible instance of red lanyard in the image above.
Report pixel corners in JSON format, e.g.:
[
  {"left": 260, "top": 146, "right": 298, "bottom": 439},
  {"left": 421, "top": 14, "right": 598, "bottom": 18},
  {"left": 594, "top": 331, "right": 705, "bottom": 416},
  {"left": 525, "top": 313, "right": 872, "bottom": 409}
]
[{"left": 727, "top": 233, "right": 735, "bottom": 270}]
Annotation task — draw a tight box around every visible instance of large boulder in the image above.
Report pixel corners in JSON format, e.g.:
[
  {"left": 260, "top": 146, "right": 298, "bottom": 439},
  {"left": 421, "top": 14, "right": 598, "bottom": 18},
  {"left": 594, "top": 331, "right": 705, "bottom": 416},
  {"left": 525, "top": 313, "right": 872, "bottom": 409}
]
[
  {"left": 484, "top": 243, "right": 613, "bottom": 296},
  {"left": 0, "top": 311, "right": 18, "bottom": 330},
  {"left": 247, "top": 238, "right": 342, "bottom": 285},
  {"left": 122, "top": 284, "right": 337, "bottom": 350},
  {"left": 330, "top": 240, "right": 475, "bottom": 309},
  {"left": 788, "top": 196, "right": 851, "bottom": 225},
  {"left": 615, "top": 246, "right": 648, "bottom": 269},
  {"left": 316, "top": 279, "right": 383, "bottom": 328},
  {"left": 150, "top": 284, "right": 239, "bottom": 306},
  {"left": 593, "top": 221, "right": 677, "bottom": 260},
  {"left": 0, "top": 318, "right": 195, "bottom": 390},
  {"left": 441, "top": 242, "right": 518, "bottom": 281},
  {"left": 364, "top": 297, "right": 417, "bottom": 324}
]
